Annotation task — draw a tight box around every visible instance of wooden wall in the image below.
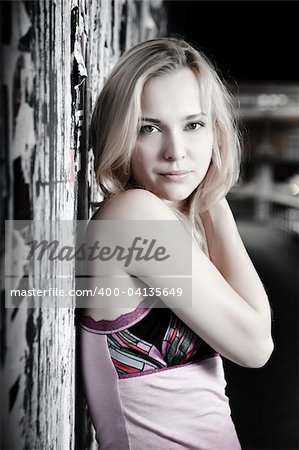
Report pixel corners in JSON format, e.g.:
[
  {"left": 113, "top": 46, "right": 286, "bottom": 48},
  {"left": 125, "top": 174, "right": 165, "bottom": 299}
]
[{"left": 0, "top": 1, "right": 166, "bottom": 449}]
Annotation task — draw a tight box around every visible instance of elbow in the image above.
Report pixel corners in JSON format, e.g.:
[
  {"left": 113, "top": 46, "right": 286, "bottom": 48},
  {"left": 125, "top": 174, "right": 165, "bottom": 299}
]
[{"left": 240, "top": 337, "right": 274, "bottom": 369}]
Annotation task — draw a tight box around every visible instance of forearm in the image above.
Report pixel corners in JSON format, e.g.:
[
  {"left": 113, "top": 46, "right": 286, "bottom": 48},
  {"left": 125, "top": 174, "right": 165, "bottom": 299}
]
[
  {"left": 197, "top": 198, "right": 274, "bottom": 365},
  {"left": 201, "top": 198, "right": 271, "bottom": 318}
]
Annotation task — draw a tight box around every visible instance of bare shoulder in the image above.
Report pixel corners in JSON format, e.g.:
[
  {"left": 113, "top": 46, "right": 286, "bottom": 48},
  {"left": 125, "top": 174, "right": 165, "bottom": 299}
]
[
  {"left": 84, "top": 190, "right": 180, "bottom": 321},
  {"left": 92, "top": 189, "right": 179, "bottom": 221}
]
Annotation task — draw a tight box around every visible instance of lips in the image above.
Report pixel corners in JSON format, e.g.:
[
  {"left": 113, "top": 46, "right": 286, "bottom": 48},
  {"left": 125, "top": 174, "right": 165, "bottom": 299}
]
[
  {"left": 160, "top": 170, "right": 190, "bottom": 175},
  {"left": 159, "top": 170, "right": 191, "bottom": 181}
]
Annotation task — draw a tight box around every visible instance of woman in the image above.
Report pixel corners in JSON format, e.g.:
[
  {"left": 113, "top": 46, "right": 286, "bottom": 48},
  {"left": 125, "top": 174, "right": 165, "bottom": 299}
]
[{"left": 79, "top": 38, "right": 273, "bottom": 449}]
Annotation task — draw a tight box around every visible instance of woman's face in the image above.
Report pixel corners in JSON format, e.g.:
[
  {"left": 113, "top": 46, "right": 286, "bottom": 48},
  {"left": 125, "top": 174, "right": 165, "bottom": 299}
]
[{"left": 130, "top": 68, "right": 213, "bottom": 211}]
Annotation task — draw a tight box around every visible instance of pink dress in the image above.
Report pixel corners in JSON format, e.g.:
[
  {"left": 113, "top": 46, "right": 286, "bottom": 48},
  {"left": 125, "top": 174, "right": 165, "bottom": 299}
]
[{"left": 79, "top": 298, "right": 241, "bottom": 449}]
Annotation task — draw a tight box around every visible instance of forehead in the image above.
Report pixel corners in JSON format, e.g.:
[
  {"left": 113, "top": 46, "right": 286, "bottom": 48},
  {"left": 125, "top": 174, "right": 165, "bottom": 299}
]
[{"left": 141, "top": 68, "right": 203, "bottom": 117}]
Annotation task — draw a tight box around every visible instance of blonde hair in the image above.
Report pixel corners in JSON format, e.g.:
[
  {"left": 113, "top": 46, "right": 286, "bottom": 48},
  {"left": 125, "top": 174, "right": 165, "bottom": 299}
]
[{"left": 90, "top": 37, "right": 241, "bottom": 252}]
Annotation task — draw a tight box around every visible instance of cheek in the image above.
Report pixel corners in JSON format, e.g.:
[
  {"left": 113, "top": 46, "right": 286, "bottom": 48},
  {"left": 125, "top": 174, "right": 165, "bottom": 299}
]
[
  {"left": 132, "top": 141, "right": 156, "bottom": 163},
  {"left": 192, "top": 136, "right": 213, "bottom": 164},
  {"left": 131, "top": 147, "right": 150, "bottom": 177},
  {"left": 203, "top": 133, "right": 213, "bottom": 156}
]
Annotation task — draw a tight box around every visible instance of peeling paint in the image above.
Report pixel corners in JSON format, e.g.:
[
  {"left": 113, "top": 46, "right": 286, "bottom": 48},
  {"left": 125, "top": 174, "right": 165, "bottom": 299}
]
[
  {"left": 9, "top": 375, "right": 20, "bottom": 412},
  {"left": 9, "top": 227, "right": 32, "bottom": 292},
  {"left": 12, "top": 102, "right": 36, "bottom": 183}
]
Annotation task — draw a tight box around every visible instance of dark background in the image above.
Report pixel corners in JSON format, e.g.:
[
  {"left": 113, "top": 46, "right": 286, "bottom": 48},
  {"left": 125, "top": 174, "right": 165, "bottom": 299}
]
[{"left": 165, "top": 0, "right": 299, "bottom": 84}]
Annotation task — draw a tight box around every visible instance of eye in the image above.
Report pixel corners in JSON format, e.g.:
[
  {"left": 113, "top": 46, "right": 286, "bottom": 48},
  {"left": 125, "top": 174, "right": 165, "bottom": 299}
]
[
  {"left": 185, "top": 121, "right": 205, "bottom": 131},
  {"left": 139, "top": 125, "right": 160, "bottom": 135}
]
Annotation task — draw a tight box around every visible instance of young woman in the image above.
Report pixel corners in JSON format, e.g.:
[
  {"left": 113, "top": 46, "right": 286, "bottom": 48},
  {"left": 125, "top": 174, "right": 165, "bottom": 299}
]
[{"left": 79, "top": 38, "right": 273, "bottom": 449}]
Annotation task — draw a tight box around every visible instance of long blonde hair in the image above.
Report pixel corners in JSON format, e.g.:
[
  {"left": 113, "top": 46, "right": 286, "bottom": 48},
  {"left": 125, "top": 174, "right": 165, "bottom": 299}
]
[{"left": 90, "top": 37, "right": 241, "bottom": 253}]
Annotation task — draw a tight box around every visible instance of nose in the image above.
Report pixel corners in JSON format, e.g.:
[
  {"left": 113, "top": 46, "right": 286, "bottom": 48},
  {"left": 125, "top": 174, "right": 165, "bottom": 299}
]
[{"left": 163, "top": 131, "right": 186, "bottom": 161}]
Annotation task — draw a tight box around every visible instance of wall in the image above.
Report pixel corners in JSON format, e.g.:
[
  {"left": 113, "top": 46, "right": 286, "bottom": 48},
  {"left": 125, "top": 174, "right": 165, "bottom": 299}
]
[{"left": 0, "top": 1, "right": 166, "bottom": 449}]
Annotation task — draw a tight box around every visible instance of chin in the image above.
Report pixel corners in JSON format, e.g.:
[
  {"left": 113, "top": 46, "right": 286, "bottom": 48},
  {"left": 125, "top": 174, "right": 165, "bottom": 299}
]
[{"left": 157, "top": 188, "right": 193, "bottom": 203}]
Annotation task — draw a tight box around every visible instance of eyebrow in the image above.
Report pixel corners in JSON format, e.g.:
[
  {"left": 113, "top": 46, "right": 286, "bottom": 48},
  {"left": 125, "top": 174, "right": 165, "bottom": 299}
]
[{"left": 140, "top": 113, "right": 207, "bottom": 124}]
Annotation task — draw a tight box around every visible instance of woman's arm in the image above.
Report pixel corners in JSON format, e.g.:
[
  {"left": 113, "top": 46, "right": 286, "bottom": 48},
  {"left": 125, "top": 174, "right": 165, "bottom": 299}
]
[
  {"left": 197, "top": 198, "right": 274, "bottom": 364},
  {"left": 200, "top": 198, "right": 272, "bottom": 320},
  {"left": 90, "top": 190, "right": 274, "bottom": 368}
]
